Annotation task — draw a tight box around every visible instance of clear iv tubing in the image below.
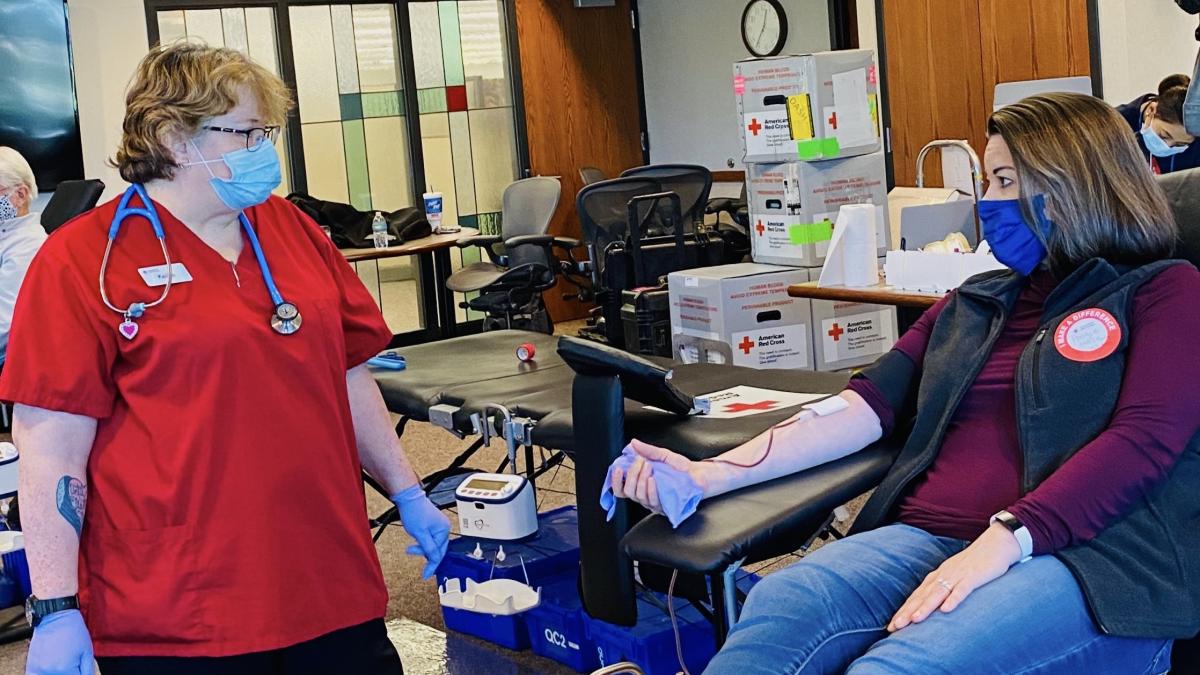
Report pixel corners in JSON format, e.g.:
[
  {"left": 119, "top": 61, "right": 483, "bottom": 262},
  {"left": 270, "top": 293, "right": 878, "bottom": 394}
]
[{"left": 702, "top": 411, "right": 812, "bottom": 469}]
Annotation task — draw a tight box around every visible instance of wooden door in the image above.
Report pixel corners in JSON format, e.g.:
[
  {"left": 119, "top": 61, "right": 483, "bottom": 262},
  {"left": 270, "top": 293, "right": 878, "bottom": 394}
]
[
  {"left": 882, "top": 0, "right": 1091, "bottom": 188},
  {"left": 514, "top": 0, "right": 645, "bottom": 322}
]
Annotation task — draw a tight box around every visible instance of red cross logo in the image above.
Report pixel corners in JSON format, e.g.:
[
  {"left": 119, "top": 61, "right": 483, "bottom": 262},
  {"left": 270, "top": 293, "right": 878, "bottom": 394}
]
[
  {"left": 724, "top": 400, "right": 779, "bottom": 413},
  {"left": 828, "top": 323, "right": 844, "bottom": 342},
  {"left": 828, "top": 112, "right": 838, "bottom": 129},
  {"left": 738, "top": 336, "right": 755, "bottom": 354},
  {"left": 747, "top": 118, "right": 763, "bottom": 136},
  {"left": 755, "top": 219, "right": 765, "bottom": 236}
]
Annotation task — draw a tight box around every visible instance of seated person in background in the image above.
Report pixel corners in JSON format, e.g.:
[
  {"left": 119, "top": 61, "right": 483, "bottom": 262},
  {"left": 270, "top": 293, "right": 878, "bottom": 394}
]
[
  {"left": 0, "top": 147, "right": 46, "bottom": 364},
  {"left": 1116, "top": 73, "right": 1199, "bottom": 174},
  {"left": 611, "top": 92, "right": 1200, "bottom": 674}
]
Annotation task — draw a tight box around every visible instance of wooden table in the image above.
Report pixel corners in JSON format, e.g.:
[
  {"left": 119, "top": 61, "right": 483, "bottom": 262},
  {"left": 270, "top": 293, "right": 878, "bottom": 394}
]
[
  {"left": 341, "top": 227, "right": 479, "bottom": 345},
  {"left": 788, "top": 281, "right": 946, "bottom": 333},
  {"left": 786, "top": 281, "right": 945, "bottom": 309}
]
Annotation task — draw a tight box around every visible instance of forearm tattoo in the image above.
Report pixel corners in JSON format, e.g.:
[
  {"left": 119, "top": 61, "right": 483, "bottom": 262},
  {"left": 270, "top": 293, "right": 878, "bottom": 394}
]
[{"left": 55, "top": 476, "right": 86, "bottom": 537}]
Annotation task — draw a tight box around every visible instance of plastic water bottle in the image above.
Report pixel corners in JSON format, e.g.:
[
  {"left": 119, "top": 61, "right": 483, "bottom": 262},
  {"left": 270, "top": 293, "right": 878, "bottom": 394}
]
[{"left": 371, "top": 211, "right": 388, "bottom": 249}]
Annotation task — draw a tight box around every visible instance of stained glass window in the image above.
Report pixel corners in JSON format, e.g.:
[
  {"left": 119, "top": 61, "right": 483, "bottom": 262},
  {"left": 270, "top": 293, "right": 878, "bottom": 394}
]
[{"left": 154, "top": 8, "right": 292, "bottom": 195}]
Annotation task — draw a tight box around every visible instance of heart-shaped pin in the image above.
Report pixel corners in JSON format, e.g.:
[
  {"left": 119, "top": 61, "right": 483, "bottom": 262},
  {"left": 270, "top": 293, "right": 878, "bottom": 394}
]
[{"left": 118, "top": 320, "right": 139, "bottom": 340}]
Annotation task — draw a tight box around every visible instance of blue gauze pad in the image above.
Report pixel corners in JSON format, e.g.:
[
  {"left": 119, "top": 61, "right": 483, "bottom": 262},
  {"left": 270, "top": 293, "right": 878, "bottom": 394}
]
[{"left": 599, "top": 445, "right": 703, "bottom": 528}]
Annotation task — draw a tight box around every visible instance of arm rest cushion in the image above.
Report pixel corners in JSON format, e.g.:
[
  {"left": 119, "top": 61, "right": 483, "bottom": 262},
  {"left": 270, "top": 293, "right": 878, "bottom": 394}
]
[{"left": 622, "top": 441, "right": 899, "bottom": 573}]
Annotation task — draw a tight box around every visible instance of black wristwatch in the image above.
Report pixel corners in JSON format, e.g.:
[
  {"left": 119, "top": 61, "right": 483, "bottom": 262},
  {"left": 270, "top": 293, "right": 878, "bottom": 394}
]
[
  {"left": 25, "top": 595, "right": 80, "bottom": 629},
  {"left": 990, "top": 510, "right": 1034, "bottom": 561}
]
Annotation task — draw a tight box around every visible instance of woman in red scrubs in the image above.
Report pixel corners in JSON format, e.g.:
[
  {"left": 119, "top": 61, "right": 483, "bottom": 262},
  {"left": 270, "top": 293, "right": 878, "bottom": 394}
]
[{"left": 3, "top": 44, "right": 449, "bottom": 675}]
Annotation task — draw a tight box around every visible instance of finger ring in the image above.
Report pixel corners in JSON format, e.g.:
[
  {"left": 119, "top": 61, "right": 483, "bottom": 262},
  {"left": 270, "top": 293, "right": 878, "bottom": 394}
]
[{"left": 936, "top": 578, "right": 953, "bottom": 591}]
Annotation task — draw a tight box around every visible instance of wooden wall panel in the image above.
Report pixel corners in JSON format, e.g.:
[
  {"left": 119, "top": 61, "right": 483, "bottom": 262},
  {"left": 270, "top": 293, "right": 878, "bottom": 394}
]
[
  {"left": 882, "top": 0, "right": 986, "bottom": 187},
  {"left": 979, "top": 0, "right": 1091, "bottom": 110},
  {"left": 883, "top": 0, "right": 1090, "bottom": 188},
  {"left": 514, "top": 0, "right": 644, "bottom": 322}
]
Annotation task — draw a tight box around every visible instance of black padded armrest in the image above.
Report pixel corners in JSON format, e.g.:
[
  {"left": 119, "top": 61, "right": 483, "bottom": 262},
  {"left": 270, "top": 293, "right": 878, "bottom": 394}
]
[
  {"left": 622, "top": 441, "right": 900, "bottom": 573},
  {"left": 456, "top": 234, "right": 502, "bottom": 248},
  {"left": 558, "top": 337, "right": 695, "bottom": 415},
  {"left": 552, "top": 236, "right": 581, "bottom": 249},
  {"left": 505, "top": 234, "right": 555, "bottom": 248}
]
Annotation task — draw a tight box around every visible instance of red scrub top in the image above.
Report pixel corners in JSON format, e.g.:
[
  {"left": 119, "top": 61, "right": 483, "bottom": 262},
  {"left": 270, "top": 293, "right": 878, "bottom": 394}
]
[{"left": 0, "top": 194, "right": 393, "bottom": 657}]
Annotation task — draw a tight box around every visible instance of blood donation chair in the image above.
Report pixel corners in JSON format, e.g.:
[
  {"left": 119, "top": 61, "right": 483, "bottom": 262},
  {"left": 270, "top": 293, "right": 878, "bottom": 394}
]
[
  {"left": 366, "top": 169, "right": 1200, "bottom": 658},
  {"left": 367, "top": 332, "right": 891, "bottom": 640},
  {"left": 608, "top": 170, "right": 1200, "bottom": 649},
  {"left": 1158, "top": 169, "right": 1200, "bottom": 671},
  {"left": 446, "top": 177, "right": 572, "bottom": 334}
]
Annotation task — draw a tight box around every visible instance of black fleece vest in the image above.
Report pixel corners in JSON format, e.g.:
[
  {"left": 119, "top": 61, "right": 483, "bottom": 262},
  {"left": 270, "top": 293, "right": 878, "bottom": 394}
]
[{"left": 852, "top": 258, "right": 1200, "bottom": 639}]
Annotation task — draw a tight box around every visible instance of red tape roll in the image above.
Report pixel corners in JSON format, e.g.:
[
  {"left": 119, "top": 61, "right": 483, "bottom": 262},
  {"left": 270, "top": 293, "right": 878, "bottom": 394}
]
[{"left": 516, "top": 342, "right": 536, "bottom": 362}]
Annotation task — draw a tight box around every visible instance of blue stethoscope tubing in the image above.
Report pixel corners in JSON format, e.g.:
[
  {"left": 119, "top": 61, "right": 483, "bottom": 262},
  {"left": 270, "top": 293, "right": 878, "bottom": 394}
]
[{"left": 99, "top": 183, "right": 300, "bottom": 335}]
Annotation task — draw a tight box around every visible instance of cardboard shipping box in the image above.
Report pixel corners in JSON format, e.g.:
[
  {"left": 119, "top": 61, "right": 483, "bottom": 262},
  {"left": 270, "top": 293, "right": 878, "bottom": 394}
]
[
  {"left": 746, "top": 153, "right": 889, "bottom": 268},
  {"left": 669, "top": 263, "right": 813, "bottom": 370},
  {"left": 806, "top": 264, "right": 898, "bottom": 372},
  {"left": 734, "top": 50, "right": 881, "bottom": 164}
]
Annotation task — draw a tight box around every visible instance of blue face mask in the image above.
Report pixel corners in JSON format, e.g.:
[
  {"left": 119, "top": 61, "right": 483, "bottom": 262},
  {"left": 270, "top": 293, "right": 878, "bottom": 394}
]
[
  {"left": 1140, "top": 123, "right": 1189, "bottom": 158},
  {"left": 978, "top": 194, "right": 1054, "bottom": 276},
  {"left": 0, "top": 195, "right": 15, "bottom": 221},
  {"left": 186, "top": 139, "right": 282, "bottom": 211}
]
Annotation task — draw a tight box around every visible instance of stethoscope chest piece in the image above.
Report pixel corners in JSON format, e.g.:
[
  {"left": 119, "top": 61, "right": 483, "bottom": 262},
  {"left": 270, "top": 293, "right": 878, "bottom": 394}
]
[{"left": 270, "top": 302, "right": 302, "bottom": 335}]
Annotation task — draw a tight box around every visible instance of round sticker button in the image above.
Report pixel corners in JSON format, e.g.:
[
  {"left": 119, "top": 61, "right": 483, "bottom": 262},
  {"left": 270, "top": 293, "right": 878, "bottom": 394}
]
[{"left": 1054, "top": 308, "right": 1121, "bottom": 362}]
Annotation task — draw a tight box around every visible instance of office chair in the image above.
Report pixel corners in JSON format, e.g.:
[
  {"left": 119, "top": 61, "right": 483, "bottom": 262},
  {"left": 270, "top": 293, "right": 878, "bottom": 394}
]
[
  {"left": 619, "top": 164, "right": 713, "bottom": 231},
  {"left": 41, "top": 179, "right": 105, "bottom": 233},
  {"left": 705, "top": 181, "right": 752, "bottom": 264},
  {"left": 447, "top": 177, "right": 572, "bottom": 334},
  {"left": 579, "top": 166, "right": 607, "bottom": 186},
  {"left": 574, "top": 177, "right": 663, "bottom": 347}
]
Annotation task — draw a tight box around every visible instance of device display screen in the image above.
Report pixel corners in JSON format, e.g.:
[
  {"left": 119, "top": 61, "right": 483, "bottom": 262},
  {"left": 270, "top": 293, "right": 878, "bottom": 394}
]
[{"left": 464, "top": 479, "right": 509, "bottom": 491}]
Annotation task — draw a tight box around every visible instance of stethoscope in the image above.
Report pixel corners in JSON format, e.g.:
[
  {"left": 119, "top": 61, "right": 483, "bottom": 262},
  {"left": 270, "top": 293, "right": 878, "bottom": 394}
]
[{"left": 100, "top": 184, "right": 301, "bottom": 340}]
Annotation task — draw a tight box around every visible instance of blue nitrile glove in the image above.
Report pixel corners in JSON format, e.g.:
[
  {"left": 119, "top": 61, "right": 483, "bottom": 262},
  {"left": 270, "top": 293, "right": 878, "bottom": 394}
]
[
  {"left": 26, "top": 609, "right": 94, "bottom": 675},
  {"left": 392, "top": 485, "right": 451, "bottom": 580}
]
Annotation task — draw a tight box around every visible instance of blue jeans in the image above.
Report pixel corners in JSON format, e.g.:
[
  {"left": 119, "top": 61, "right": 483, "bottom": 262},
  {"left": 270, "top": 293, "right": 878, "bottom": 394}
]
[{"left": 705, "top": 524, "right": 1172, "bottom": 675}]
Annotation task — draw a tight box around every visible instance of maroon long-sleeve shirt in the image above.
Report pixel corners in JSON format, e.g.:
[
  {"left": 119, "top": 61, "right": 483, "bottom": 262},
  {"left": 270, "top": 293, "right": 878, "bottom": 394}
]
[{"left": 848, "top": 264, "right": 1200, "bottom": 554}]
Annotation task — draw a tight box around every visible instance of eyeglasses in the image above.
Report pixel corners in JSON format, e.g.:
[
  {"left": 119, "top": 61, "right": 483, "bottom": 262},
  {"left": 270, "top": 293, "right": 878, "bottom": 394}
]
[{"left": 202, "top": 125, "right": 280, "bottom": 151}]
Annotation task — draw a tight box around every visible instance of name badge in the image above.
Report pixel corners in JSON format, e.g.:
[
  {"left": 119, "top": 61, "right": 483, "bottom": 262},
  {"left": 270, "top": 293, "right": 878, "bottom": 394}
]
[{"left": 138, "top": 263, "right": 193, "bottom": 287}]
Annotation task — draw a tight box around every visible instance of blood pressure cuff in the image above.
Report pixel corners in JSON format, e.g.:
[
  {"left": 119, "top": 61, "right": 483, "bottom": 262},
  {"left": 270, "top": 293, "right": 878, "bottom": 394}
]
[{"left": 850, "top": 349, "right": 919, "bottom": 435}]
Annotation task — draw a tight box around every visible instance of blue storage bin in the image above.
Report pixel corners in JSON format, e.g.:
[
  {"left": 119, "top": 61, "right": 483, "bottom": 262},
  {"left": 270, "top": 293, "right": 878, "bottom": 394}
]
[
  {"left": 588, "top": 593, "right": 716, "bottom": 675},
  {"left": 524, "top": 572, "right": 599, "bottom": 672},
  {"left": 587, "top": 571, "right": 763, "bottom": 675},
  {"left": 1, "top": 547, "right": 29, "bottom": 599},
  {"left": 438, "top": 506, "right": 582, "bottom": 652}
]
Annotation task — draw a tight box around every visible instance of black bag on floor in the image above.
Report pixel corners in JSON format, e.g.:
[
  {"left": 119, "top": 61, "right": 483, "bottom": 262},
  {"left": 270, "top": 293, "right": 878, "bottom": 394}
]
[{"left": 287, "top": 193, "right": 432, "bottom": 249}]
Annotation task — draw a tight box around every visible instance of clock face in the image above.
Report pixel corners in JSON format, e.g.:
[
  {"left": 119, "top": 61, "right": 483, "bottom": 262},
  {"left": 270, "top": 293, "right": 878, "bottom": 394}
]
[{"left": 742, "top": 0, "right": 786, "bottom": 58}]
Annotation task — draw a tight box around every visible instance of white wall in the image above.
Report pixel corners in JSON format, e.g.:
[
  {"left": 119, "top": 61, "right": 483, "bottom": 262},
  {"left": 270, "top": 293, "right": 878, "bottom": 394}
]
[
  {"left": 67, "top": 0, "right": 149, "bottom": 202},
  {"left": 638, "top": 0, "right": 831, "bottom": 171},
  {"left": 1098, "top": 0, "right": 1198, "bottom": 106}
]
